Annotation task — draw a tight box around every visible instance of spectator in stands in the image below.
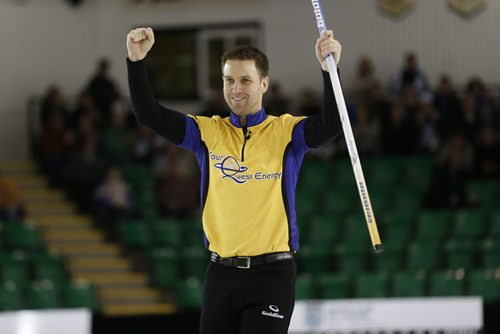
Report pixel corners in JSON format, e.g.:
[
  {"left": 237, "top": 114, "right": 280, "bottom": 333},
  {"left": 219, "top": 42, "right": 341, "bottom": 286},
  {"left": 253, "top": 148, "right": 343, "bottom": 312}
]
[
  {"left": 349, "top": 55, "right": 379, "bottom": 104},
  {"left": 416, "top": 92, "right": 441, "bottom": 154},
  {"left": 95, "top": 166, "right": 136, "bottom": 221},
  {"left": 433, "top": 75, "right": 462, "bottom": 139},
  {"left": 264, "top": 82, "right": 291, "bottom": 117},
  {"left": 155, "top": 144, "right": 199, "bottom": 218},
  {"left": 389, "top": 51, "right": 429, "bottom": 97},
  {"left": 426, "top": 131, "right": 475, "bottom": 208},
  {"left": 297, "top": 88, "right": 321, "bottom": 116},
  {"left": 352, "top": 102, "right": 381, "bottom": 155},
  {"left": 381, "top": 103, "right": 418, "bottom": 156},
  {"left": 0, "top": 173, "right": 25, "bottom": 220},
  {"left": 38, "top": 111, "right": 73, "bottom": 187},
  {"left": 101, "top": 108, "right": 133, "bottom": 164},
  {"left": 131, "top": 126, "right": 158, "bottom": 165},
  {"left": 65, "top": 135, "right": 108, "bottom": 213},
  {"left": 198, "top": 90, "right": 230, "bottom": 118},
  {"left": 85, "top": 58, "right": 121, "bottom": 123},
  {"left": 40, "top": 85, "right": 68, "bottom": 128},
  {"left": 474, "top": 125, "right": 500, "bottom": 178}
]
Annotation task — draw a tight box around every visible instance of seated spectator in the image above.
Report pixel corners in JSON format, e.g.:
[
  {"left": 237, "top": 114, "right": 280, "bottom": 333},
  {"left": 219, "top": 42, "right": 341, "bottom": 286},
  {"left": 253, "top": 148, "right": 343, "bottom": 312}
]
[
  {"left": 155, "top": 145, "right": 199, "bottom": 218},
  {"left": 0, "top": 173, "right": 25, "bottom": 220},
  {"left": 474, "top": 125, "right": 500, "bottom": 178},
  {"left": 101, "top": 109, "right": 133, "bottom": 164},
  {"left": 425, "top": 132, "right": 475, "bottom": 208},
  {"left": 38, "top": 111, "right": 73, "bottom": 187},
  {"left": 352, "top": 102, "right": 381, "bottom": 155},
  {"left": 65, "top": 135, "right": 108, "bottom": 213},
  {"left": 95, "top": 167, "right": 136, "bottom": 223}
]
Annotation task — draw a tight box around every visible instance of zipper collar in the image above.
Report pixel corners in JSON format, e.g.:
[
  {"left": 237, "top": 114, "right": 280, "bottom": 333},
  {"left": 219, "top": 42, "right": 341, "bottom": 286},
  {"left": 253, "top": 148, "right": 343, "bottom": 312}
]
[{"left": 229, "top": 108, "right": 267, "bottom": 128}]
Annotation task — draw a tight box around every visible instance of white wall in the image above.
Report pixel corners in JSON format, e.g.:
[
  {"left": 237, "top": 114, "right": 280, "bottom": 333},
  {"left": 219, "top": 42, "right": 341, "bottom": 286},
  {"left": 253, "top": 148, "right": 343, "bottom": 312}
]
[{"left": 1, "top": 0, "right": 499, "bottom": 160}]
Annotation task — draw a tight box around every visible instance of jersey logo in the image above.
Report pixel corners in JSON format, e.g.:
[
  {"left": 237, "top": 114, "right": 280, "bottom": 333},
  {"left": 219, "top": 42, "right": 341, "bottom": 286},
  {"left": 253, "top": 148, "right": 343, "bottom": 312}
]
[{"left": 214, "top": 155, "right": 249, "bottom": 184}]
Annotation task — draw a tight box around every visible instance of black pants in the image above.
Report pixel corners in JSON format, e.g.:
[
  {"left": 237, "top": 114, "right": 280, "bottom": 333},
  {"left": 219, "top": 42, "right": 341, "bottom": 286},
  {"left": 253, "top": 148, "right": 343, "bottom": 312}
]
[{"left": 199, "top": 259, "right": 297, "bottom": 334}]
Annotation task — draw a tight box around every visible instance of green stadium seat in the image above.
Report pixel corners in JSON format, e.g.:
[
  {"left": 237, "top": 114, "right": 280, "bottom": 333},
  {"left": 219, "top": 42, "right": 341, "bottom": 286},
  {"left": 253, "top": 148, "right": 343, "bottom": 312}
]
[
  {"left": 4, "top": 221, "right": 42, "bottom": 250},
  {"left": 332, "top": 160, "right": 355, "bottom": 188},
  {"left": 150, "top": 247, "right": 180, "bottom": 288},
  {"left": 323, "top": 189, "right": 355, "bottom": 215},
  {"left": 0, "top": 251, "right": 30, "bottom": 287},
  {"left": 0, "top": 280, "right": 23, "bottom": 310},
  {"left": 402, "top": 156, "right": 433, "bottom": 191},
  {"left": 429, "top": 270, "right": 466, "bottom": 297},
  {"left": 182, "top": 246, "right": 209, "bottom": 281},
  {"left": 467, "top": 180, "right": 499, "bottom": 208},
  {"left": 32, "top": 251, "right": 67, "bottom": 284},
  {"left": 367, "top": 157, "right": 402, "bottom": 188},
  {"left": 176, "top": 277, "right": 203, "bottom": 308},
  {"left": 443, "top": 238, "right": 476, "bottom": 270},
  {"left": 133, "top": 190, "right": 159, "bottom": 218},
  {"left": 181, "top": 218, "right": 205, "bottom": 248},
  {"left": 452, "top": 209, "right": 488, "bottom": 240},
  {"left": 392, "top": 187, "right": 423, "bottom": 211},
  {"left": 343, "top": 213, "right": 371, "bottom": 244},
  {"left": 467, "top": 269, "right": 500, "bottom": 302},
  {"left": 118, "top": 220, "right": 152, "bottom": 249},
  {"left": 392, "top": 271, "right": 426, "bottom": 297},
  {"left": 63, "top": 281, "right": 98, "bottom": 311},
  {"left": 490, "top": 211, "right": 500, "bottom": 237},
  {"left": 367, "top": 186, "right": 392, "bottom": 214},
  {"left": 406, "top": 240, "right": 441, "bottom": 271},
  {"left": 480, "top": 238, "right": 500, "bottom": 269},
  {"left": 295, "top": 274, "right": 315, "bottom": 300},
  {"left": 150, "top": 219, "right": 183, "bottom": 248},
  {"left": 300, "top": 160, "right": 332, "bottom": 193},
  {"left": 354, "top": 271, "right": 389, "bottom": 298},
  {"left": 369, "top": 239, "right": 405, "bottom": 272},
  {"left": 382, "top": 209, "right": 416, "bottom": 230},
  {"left": 315, "top": 272, "right": 351, "bottom": 299},
  {"left": 334, "top": 242, "right": 368, "bottom": 274},
  {"left": 295, "top": 191, "right": 319, "bottom": 219},
  {"left": 415, "top": 210, "right": 451, "bottom": 241},
  {"left": 381, "top": 222, "right": 412, "bottom": 245},
  {"left": 121, "top": 165, "right": 154, "bottom": 192},
  {"left": 27, "top": 280, "right": 61, "bottom": 309},
  {"left": 305, "top": 216, "right": 341, "bottom": 251},
  {"left": 296, "top": 246, "right": 332, "bottom": 274}
]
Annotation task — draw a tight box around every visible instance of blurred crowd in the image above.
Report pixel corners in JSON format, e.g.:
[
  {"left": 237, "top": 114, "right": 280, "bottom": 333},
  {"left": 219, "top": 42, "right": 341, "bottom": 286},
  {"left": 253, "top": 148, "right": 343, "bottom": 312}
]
[{"left": 22, "top": 52, "right": 500, "bottom": 227}]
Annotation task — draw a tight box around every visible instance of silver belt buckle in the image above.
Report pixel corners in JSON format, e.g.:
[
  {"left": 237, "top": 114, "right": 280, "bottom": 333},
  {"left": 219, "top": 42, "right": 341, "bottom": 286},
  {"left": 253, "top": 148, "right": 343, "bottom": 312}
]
[{"left": 236, "top": 256, "right": 251, "bottom": 269}]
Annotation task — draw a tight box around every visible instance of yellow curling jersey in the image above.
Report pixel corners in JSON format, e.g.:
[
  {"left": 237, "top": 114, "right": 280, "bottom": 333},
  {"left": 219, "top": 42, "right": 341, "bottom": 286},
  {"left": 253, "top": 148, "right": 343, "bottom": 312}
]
[{"left": 179, "top": 108, "right": 309, "bottom": 257}]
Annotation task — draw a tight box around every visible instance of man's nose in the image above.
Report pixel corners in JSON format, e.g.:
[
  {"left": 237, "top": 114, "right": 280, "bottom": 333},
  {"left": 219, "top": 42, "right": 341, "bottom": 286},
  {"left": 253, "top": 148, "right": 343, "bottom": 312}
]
[{"left": 232, "top": 82, "right": 243, "bottom": 93}]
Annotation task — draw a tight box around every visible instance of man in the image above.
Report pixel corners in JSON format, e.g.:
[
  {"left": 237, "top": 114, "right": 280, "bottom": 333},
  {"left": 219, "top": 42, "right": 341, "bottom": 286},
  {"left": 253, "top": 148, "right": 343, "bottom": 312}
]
[{"left": 126, "top": 27, "right": 342, "bottom": 334}]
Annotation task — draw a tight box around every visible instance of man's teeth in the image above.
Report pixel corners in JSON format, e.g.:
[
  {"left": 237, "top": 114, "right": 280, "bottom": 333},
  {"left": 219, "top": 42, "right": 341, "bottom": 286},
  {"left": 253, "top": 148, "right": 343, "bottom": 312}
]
[{"left": 232, "top": 97, "right": 245, "bottom": 101}]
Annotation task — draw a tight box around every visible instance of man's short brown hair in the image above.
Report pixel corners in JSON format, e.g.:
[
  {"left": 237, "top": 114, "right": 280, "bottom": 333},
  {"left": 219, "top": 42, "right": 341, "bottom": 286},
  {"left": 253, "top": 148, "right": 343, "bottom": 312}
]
[{"left": 221, "top": 46, "right": 269, "bottom": 78}]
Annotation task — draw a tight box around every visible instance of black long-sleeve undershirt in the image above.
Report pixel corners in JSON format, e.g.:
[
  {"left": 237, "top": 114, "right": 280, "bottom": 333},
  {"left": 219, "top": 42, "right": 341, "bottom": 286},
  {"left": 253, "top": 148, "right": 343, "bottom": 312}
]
[{"left": 127, "top": 58, "right": 341, "bottom": 147}]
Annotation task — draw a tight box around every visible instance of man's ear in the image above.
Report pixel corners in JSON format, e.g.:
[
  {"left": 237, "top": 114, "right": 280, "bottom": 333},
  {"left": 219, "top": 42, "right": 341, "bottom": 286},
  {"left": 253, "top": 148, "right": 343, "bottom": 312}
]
[{"left": 261, "top": 76, "right": 270, "bottom": 94}]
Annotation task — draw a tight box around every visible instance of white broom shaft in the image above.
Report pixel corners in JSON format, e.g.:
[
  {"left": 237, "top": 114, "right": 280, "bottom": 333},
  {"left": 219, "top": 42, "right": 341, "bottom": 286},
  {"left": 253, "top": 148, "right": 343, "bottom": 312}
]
[{"left": 311, "top": 0, "right": 382, "bottom": 251}]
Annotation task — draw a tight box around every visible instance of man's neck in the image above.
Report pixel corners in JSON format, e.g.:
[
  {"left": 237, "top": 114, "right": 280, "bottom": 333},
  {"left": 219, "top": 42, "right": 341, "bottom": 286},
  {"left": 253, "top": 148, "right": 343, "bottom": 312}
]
[{"left": 239, "top": 116, "right": 247, "bottom": 128}]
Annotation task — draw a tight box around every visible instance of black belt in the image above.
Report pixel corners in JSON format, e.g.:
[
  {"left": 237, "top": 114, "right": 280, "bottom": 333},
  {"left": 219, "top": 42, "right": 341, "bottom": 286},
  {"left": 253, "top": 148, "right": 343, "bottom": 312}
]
[{"left": 210, "top": 252, "right": 294, "bottom": 269}]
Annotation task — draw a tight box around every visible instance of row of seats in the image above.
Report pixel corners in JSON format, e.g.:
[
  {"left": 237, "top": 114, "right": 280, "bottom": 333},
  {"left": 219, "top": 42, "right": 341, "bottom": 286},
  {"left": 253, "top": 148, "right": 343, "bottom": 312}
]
[
  {"left": 295, "top": 269, "right": 500, "bottom": 302},
  {"left": 0, "top": 221, "right": 99, "bottom": 311},
  {"left": 0, "top": 279, "right": 97, "bottom": 311},
  {"left": 300, "top": 208, "right": 500, "bottom": 245}
]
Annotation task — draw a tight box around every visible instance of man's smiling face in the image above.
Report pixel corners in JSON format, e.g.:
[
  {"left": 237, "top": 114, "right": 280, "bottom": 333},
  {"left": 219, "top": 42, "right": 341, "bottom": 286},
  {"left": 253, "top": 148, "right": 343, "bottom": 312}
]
[{"left": 222, "top": 59, "right": 269, "bottom": 117}]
